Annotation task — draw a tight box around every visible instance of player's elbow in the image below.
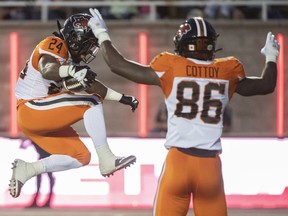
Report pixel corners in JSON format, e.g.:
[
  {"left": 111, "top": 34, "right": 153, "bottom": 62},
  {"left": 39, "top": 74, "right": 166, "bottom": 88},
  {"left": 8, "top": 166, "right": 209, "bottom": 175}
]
[
  {"left": 106, "top": 57, "right": 125, "bottom": 74},
  {"left": 264, "top": 85, "right": 276, "bottom": 94},
  {"left": 262, "top": 79, "right": 277, "bottom": 94}
]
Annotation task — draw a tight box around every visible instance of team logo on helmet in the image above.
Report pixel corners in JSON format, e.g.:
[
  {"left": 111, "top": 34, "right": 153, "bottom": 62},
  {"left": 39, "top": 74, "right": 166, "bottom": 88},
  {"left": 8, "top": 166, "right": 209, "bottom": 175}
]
[
  {"left": 72, "top": 15, "right": 89, "bottom": 30},
  {"left": 177, "top": 23, "right": 191, "bottom": 39}
]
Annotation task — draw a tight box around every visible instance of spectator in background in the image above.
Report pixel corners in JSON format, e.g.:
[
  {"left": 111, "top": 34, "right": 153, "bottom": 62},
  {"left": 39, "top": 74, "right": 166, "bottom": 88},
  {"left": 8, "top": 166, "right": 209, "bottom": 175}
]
[
  {"left": 223, "top": 106, "right": 232, "bottom": 133},
  {"left": 20, "top": 139, "right": 55, "bottom": 208},
  {"left": 204, "top": 0, "right": 234, "bottom": 19},
  {"left": 157, "top": 0, "right": 190, "bottom": 19},
  {"left": 101, "top": 0, "right": 138, "bottom": 20},
  {"left": 232, "top": 0, "right": 288, "bottom": 20},
  {"left": 2, "top": 0, "right": 31, "bottom": 20},
  {"left": 150, "top": 102, "right": 168, "bottom": 138},
  {"left": 2, "top": 0, "right": 66, "bottom": 20},
  {"left": 47, "top": 0, "right": 66, "bottom": 20}
]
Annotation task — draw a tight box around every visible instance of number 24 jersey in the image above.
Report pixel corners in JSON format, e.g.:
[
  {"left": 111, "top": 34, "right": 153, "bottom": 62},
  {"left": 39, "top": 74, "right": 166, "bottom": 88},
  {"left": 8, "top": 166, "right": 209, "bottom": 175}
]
[{"left": 15, "top": 36, "right": 71, "bottom": 101}]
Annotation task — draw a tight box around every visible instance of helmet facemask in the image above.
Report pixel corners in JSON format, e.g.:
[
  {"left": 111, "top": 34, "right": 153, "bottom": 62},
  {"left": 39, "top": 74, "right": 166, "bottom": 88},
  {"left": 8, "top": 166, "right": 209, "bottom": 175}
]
[
  {"left": 174, "top": 35, "right": 217, "bottom": 60},
  {"left": 60, "top": 13, "right": 100, "bottom": 64}
]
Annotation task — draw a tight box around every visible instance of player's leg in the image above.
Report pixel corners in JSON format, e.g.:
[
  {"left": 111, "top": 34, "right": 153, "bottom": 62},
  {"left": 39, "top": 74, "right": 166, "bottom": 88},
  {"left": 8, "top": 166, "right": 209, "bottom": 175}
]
[
  {"left": 83, "top": 105, "right": 136, "bottom": 177},
  {"left": 192, "top": 155, "right": 227, "bottom": 216},
  {"left": 23, "top": 92, "right": 136, "bottom": 177},
  {"left": 153, "top": 148, "right": 191, "bottom": 216},
  {"left": 9, "top": 127, "right": 89, "bottom": 198},
  {"left": 34, "top": 144, "right": 55, "bottom": 207},
  {"left": 10, "top": 93, "right": 92, "bottom": 198}
]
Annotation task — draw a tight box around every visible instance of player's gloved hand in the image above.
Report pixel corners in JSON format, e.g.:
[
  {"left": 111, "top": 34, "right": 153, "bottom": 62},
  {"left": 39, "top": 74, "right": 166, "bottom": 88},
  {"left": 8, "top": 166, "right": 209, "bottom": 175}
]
[
  {"left": 119, "top": 94, "right": 139, "bottom": 112},
  {"left": 59, "top": 65, "right": 96, "bottom": 87},
  {"left": 261, "top": 32, "right": 280, "bottom": 63},
  {"left": 88, "top": 8, "right": 111, "bottom": 44},
  {"left": 83, "top": 70, "right": 97, "bottom": 88}
]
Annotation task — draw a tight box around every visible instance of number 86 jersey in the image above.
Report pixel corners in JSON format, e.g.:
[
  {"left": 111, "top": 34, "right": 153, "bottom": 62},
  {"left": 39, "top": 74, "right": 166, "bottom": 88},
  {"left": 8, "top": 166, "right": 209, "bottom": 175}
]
[{"left": 150, "top": 52, "right": 245, "bottom": 152}]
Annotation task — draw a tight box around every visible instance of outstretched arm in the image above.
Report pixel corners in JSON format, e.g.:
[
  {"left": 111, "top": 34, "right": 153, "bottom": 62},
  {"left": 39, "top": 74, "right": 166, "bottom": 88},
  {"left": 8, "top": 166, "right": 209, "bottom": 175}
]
[
  {"left": 235, "top": 32, "right": 280, "bottom": 96},
  {"left": 88, "top": 8, "right": 161, "bottom": 87},
  {"left": 39, "top": 54, "right": 139, "bottom": 111},
  {"left": 101, "top": 41, "right": 160, "bottom": 86},
  {"left": 86, "top": 79, "right": 139, "bottom": 112}
]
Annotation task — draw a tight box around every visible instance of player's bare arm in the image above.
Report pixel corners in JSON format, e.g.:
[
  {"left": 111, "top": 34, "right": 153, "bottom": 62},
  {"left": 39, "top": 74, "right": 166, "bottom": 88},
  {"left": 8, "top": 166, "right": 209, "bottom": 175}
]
[
  {"left": 88, "top": 8, "right": 160, "bottom": 87},
  {"left": 85, "top": 79, "right": 107, "bottom": 99},
  {"left": 235, "top": 62, "right": 277, "bottom": 96},
  {"left": 38, "top": 54, "right": 62, "bottom": 81},
  {"left": 38, "top": 51, "right": 139, "bottom": 111},
  {"left": 101, "top": 41, "right": 160, "bottom": 86},
  {"left": 236, "top": 32, "right": 279, "bottom": 96}
]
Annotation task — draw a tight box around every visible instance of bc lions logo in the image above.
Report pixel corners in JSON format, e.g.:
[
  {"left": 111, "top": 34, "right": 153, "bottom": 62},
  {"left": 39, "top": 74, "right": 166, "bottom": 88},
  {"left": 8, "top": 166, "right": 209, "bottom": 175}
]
[
  {"left": 72, "top": 16, "right": 89, "bottom": 29},
  {"left": 177, "top": 23, "right": 191, "bottom": 38}
]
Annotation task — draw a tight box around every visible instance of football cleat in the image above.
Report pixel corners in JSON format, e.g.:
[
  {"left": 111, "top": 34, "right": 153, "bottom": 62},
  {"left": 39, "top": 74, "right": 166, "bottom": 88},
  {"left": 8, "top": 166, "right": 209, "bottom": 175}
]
[
  {"left": 100, "top": 155, "right": 136, "bottom": 177},
  {"left": 9, "top": 159, "right": 33, "bottom": 198}
]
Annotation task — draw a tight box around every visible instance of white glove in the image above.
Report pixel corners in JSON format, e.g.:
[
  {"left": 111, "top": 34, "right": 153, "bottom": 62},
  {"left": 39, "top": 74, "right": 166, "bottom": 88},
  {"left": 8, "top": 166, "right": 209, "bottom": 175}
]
[
  {"left": 88, "top": 8, "right": 111, "bottom": 44},
  {"left": 59, "top": 65, "right": 90, "bottom": 87},
  {"left": 261, "top": 32, "right": 280, "bottom": 63}
]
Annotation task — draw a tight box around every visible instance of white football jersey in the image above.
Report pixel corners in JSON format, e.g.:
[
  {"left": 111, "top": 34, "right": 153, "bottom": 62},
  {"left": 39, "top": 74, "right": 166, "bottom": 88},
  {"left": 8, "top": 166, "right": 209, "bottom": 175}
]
[
  {"left": 150, "top": 52, "right": 245, "bottom": 151},
  {"left": 15, "top": 36, "right": 70, "bottom": 100}
]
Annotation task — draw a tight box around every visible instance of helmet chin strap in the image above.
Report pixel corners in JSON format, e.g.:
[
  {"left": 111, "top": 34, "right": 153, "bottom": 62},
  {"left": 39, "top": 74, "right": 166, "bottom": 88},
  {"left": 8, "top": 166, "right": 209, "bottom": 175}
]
[{"left": 215, "top": 48, "right": 223, "bottom": 53}]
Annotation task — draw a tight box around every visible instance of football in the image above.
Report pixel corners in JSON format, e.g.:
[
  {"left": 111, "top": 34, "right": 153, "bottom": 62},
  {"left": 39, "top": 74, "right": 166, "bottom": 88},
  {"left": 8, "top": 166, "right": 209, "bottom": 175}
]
[{"left": 62, "top": 77, "right": 87, "bottom": 92}]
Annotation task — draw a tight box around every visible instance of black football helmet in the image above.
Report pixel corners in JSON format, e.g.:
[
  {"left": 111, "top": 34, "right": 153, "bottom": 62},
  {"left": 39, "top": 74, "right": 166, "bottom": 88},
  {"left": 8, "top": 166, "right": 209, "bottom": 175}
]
[
  {"left": 60, "top": 13, "right": 99, "bottom": 64},
  {"left": 174, "top": 17, "right": 218, "bottom": 60}
]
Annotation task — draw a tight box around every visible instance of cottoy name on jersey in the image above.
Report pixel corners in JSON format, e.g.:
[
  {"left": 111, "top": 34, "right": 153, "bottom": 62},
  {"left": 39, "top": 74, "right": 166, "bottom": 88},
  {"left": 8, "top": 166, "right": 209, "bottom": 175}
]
[{"left": 186, "top": 65, "right": 219, "bottom": 78}]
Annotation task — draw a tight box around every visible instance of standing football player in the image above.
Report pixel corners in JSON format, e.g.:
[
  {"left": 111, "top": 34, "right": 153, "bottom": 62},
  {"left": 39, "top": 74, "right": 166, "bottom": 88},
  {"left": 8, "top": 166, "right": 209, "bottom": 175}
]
[
  {"left": 88, "top": 8, "right": 279, "bottom": 216},
  {"left": 9, "top": 13, "right": 139, "bottom": 198}
]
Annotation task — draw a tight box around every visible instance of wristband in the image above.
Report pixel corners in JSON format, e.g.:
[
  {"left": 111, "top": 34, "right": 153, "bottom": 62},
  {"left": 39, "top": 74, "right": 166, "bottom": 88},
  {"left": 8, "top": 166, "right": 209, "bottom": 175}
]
[
  {"left": 98, "top": 31, "right": 111, "bottom": 45},
  {"left": 59, "top": 65, "right": 71, "bottom": 78},
  {"left": 105, "top": 88, "right": 122, "bottom": 101},
  {"left": 265, "top": 55, "right": 277, "bottom": 63}
]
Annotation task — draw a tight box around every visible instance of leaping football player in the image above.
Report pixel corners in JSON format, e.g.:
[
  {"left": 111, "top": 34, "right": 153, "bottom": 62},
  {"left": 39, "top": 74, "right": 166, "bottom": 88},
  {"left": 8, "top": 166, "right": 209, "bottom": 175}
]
[{"left": 9, "top": 13, "right": 138, "bottom": 198}]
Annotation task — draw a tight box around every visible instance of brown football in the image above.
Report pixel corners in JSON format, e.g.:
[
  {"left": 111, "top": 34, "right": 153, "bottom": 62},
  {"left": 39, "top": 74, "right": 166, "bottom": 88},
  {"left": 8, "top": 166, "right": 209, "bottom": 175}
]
[{"left": 62, "top": 77, "right": 86, "bottom": 92}]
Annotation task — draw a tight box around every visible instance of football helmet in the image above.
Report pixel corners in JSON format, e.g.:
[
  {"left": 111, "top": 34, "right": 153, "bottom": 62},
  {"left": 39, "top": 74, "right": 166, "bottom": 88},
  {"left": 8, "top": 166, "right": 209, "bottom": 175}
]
[
  {"left": 60, "top": 13, "right": 99, "bottom": 64},
  {"left": 174, "top": 17, "right": 218, "bottom": 60}
]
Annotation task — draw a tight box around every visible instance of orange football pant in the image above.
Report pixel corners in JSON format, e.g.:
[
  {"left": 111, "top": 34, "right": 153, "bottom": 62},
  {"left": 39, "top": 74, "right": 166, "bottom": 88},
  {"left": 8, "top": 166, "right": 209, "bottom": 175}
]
[
  {"left": 17, "top": 92, "right": 100, "bottom": 165},
  {"left": 153, "top": 147, "right": 227, "bottom": 216}
]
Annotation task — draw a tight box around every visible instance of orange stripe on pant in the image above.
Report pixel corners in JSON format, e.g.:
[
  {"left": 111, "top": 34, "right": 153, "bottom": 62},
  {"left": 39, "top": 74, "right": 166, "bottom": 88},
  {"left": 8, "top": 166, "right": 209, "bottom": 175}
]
[{"left": 153, "top": 147, "right": 227, "bottom": 216}]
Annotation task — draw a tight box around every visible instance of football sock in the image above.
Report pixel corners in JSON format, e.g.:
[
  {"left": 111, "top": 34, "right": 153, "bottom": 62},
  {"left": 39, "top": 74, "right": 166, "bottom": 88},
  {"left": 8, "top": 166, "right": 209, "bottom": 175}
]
[
  {"left": 83, "top": 105, "right": 115, "bottom": 159},
  {"left": 41, "top": 154, "right": 83, "bottom": 173}
]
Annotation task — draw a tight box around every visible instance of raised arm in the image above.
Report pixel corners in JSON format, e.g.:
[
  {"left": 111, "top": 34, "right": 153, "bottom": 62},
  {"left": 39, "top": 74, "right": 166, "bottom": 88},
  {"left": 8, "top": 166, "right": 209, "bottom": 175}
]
[
  {"left": 101, "top": 41, "right": 160, "bottom": 86},
  {"left": 88, "top": 8, "right": 161, "bottom": 87},
  {"left": 235, "top": 32, "right": 280, "bottom": 96},
  {"left": 235, "top": 62, "right": 277, "bottom": 96}
]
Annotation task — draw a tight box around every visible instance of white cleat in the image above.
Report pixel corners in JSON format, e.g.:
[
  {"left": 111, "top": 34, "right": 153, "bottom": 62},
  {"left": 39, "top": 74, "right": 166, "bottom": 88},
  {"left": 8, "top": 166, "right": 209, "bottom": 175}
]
[
  {"left": 99, "top": 155, "right": 136, "bottom": 177},
  {"left": 9, "top": 159, "right": 33, "bottom": 198}
]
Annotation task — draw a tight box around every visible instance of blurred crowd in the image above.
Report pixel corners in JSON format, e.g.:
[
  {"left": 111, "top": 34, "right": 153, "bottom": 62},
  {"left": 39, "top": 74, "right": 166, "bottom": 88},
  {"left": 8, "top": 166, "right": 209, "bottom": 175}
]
[{"left": 1, "top": 0, "right": 288, "bottom": 21}]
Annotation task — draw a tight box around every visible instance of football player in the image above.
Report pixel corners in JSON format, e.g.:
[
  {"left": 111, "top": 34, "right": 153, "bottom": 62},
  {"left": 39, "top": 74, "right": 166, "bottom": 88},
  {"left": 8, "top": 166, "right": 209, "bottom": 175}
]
[
  {"left": 9, "top": 13, "right": 138, "bottom": 198},
  {"left": 88, "top": 8, "right": 280, "bottom": 216}
]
